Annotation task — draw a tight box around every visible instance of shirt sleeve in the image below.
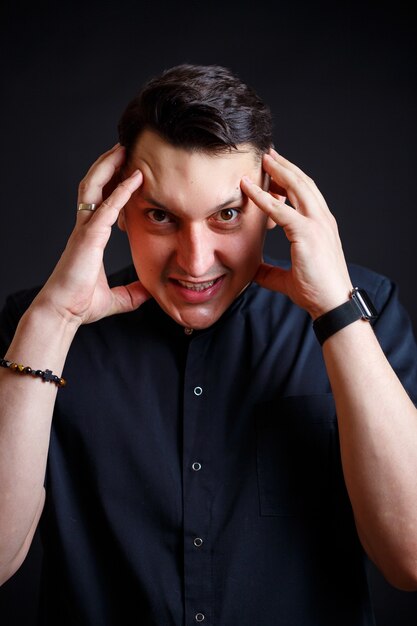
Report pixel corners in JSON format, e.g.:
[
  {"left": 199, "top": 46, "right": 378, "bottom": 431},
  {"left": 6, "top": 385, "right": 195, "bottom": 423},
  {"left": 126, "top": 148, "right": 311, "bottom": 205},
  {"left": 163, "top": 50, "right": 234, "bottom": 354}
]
[{"left": 0, "top": 288, "right": 40, "bottom": 356}]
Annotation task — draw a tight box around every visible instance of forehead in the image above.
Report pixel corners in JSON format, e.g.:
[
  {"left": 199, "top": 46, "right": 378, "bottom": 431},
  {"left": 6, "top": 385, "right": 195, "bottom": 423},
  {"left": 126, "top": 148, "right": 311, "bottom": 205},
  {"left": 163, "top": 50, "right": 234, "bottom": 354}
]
[{"left": 129, "top": 130, "right": 261, "bottom": 208}]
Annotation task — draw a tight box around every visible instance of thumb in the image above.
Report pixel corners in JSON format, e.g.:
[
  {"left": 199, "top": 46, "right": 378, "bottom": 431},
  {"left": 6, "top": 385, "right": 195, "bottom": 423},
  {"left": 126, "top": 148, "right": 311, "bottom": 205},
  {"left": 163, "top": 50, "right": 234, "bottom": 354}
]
[
  {"left": 110, "top": 281, "right": 152, "bottom": 315},
  {"left": 253, "top": 262, "right": 289, "bottom": 295}
]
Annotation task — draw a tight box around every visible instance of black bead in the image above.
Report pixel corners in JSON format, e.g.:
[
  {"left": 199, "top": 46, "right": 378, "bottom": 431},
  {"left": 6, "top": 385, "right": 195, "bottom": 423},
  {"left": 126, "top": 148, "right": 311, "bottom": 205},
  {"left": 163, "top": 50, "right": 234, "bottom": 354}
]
[{"left": 42, "top": 369, "right": 54, "bottom": 382}]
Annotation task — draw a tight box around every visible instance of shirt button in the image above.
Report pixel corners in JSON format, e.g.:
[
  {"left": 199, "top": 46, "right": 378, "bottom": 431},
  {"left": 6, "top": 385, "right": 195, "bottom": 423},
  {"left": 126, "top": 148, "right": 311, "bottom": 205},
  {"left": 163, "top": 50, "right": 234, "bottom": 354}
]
[
  {"left": 193, "top": 386, "right": 203, "bottom": 396},
  {"left": 195, "top": 614, "right": 205, "bottom": 622},
  {"left": 193, "top": 537, "right": 203, "bottom": 547},
  {"left": 192, "top": 462, "right": 202, "bottom": 471}
]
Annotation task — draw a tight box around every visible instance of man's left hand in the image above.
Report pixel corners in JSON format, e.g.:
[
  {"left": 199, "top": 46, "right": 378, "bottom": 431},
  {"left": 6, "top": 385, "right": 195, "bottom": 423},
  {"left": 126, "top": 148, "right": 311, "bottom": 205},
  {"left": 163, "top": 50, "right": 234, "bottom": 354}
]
[{"left": 240, "top": 150, "right": 353, "bottom": 319}]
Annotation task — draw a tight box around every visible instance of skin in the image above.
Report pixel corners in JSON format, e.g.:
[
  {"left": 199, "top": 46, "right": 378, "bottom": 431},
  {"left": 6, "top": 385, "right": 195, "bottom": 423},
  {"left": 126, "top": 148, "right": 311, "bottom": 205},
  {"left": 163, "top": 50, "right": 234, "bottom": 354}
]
[
  {"left": 117, "top": 130, "right": 276, "bottom": 329},
  {"left": 1, "top": 132, "right": 417, "bottom": 592}
]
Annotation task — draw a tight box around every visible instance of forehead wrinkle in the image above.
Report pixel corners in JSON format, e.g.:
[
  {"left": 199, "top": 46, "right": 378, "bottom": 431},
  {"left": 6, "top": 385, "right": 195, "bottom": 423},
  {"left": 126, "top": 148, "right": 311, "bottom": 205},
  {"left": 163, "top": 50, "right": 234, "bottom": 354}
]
[{"left": 130, "top": 132, "right": 259, "bottom": 213}]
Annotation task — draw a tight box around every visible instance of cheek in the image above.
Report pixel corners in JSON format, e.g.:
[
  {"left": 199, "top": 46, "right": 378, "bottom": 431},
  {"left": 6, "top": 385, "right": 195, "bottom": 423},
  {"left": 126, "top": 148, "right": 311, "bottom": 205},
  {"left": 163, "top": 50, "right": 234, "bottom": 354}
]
[
  {"left": 238, "top": 213, "right": 268, "bottom": 249},
  {"left": 217, "top": 231, "right": 265, "bottom": 272},
  {"left": 127, "top": 232, "right": 172, "bottom": 279}
]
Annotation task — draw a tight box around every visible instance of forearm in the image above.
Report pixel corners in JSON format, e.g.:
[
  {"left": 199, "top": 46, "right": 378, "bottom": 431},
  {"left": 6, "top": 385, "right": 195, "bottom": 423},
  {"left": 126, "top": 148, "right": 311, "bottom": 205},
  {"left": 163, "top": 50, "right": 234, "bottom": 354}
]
[
  {"left": 323, "top": 320, "right": 417, "bottom": 589},
  {"left": 0, "top": 147, "right": 146, "bottom": 584},
  {"left": 242, "top": 146, "right": 417, "bottom": 587},
  {"left": 0, "top": 302, "right": 77, "bottom": 578}
]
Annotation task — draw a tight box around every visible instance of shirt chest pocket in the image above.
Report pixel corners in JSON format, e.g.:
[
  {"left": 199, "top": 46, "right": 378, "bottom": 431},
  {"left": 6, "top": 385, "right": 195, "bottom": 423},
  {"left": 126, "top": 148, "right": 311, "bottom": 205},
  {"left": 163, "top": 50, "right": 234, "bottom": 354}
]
[{"left": 256, "top": 394, "right": 341, "bottom": 516}]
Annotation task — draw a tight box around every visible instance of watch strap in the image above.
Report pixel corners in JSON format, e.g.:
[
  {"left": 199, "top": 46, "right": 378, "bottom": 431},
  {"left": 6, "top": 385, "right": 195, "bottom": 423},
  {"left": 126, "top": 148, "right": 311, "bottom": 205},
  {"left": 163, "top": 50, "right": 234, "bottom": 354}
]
[{"left": 313, "top": 289, "right": 378, "bottom": 346}]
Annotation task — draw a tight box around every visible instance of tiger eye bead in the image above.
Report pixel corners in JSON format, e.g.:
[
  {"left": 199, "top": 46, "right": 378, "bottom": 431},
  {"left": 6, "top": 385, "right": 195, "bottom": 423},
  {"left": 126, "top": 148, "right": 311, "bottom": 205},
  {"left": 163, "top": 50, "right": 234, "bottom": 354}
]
[{"left": 1, "top": 358, "right": 66, "bottom": 388}]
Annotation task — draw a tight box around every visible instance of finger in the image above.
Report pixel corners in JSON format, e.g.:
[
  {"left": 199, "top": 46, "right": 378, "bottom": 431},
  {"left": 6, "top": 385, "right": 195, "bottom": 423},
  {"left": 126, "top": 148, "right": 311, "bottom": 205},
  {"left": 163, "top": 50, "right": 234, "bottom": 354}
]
[
  {"left": 241, "top": 175, "right": 302, "bottom": 229},
  {"left": 268, "top": 177, "right": 288, "bottom": 199},
  {"left": 269, "top": 149, "right": 330, "bottom": 208},
  {"left": 254, "top": 262, "right": 289, "bottom": 295},
  {"left": 269, "top": 148, "right": 316, "bottom": 183},
  {"left": 102, "top": 169, "right": 122, "bottom": 204},
  {"left": 263, "top": 152, "right": 327, "bottom": 217},
  {"left": 109, "top": 281, "right": 152, "bottom": 316},
  {"left": 77, "top": 144, "right": 126, "bottom": 218},
  {"left": 269, "top": 149, "right": 323, "bottom": 197},
  {"left": 79, "top": 143, "right": 123, "bottom": 193},
  {"left": 87, "top": 169, "right": 143, "bottom": 228},
  {"left": 266, "top": 176, "right": 292, "bottom": 208}
]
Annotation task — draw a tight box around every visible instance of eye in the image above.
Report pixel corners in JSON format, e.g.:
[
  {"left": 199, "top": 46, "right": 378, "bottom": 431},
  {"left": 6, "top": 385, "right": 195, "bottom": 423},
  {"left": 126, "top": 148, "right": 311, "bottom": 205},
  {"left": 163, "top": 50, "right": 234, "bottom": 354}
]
[
  {"left": 147, "top": 209, "right": 173, "bottom": 223},
  {"left": 215, "top": 208, "right": 241, "bottom": 223}
]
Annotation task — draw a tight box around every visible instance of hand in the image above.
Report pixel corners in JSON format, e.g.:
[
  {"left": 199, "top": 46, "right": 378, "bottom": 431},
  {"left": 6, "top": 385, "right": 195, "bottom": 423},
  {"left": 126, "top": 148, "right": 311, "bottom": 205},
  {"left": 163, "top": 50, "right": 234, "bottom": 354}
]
[
  {"left": 33, "top": 144, "right": 151, "bottom": 326},
  {"left": 240, "top": 150, "right": 353, "bottom": 319}
]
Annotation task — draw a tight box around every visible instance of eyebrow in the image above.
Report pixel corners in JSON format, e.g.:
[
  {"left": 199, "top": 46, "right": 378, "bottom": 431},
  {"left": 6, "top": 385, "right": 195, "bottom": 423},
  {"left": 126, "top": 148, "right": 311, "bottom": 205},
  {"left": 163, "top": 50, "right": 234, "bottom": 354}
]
[{"left": 139, "top": 192, "right": 244, "bottom": 212}]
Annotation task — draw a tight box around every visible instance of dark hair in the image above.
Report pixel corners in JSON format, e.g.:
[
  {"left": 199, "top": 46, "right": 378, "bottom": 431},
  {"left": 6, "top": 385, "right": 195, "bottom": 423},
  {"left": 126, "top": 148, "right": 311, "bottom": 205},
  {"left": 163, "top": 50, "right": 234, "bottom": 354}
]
[{"left": 118, "top": 64, "right": 272, "bottom": 160}]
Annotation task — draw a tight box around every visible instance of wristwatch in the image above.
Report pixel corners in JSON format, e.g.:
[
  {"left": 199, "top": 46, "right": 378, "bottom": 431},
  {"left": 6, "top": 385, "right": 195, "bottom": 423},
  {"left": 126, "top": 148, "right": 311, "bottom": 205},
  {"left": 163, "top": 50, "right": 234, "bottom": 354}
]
[{"left": 313, "top": 288, "right": 378, "bottom": 346}]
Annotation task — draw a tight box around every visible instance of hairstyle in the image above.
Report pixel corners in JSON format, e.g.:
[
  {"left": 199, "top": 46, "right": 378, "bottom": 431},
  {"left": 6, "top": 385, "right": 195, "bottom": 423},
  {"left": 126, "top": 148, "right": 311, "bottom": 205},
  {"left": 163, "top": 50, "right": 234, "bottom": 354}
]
[{"left": 118, "top": 64, "right": 273, "bottom": 160}]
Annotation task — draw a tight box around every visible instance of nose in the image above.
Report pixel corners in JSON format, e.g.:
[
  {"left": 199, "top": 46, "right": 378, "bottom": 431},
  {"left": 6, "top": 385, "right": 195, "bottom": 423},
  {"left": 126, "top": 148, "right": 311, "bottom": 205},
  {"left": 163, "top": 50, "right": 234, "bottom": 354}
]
[{"left": 175, "top": 223, "right": 217, "bottom": 278}]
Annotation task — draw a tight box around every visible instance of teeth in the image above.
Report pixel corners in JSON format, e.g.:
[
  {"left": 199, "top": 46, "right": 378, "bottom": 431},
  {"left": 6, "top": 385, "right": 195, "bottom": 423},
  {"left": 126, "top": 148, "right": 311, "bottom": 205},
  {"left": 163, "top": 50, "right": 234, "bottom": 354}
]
[{"left": 177, "top": 279, "right": 217, "bottom": 292}]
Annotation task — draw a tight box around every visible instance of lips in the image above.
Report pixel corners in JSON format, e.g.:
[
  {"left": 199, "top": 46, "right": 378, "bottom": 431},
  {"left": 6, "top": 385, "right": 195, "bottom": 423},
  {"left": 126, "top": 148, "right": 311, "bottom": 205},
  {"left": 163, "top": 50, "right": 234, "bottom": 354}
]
[
  {"left": 169, "top": 275, "right": 224, "bottom": 303},
  {"left": 176, "top": 278, "right": 218, "bottom": 292}
]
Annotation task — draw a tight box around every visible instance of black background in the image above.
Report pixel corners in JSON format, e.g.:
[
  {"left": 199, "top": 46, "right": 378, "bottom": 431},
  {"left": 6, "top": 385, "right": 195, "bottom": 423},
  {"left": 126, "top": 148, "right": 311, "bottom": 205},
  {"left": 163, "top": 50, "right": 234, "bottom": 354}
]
[{"left": 1, "top": 1, "right": 417, "bottom": 624}]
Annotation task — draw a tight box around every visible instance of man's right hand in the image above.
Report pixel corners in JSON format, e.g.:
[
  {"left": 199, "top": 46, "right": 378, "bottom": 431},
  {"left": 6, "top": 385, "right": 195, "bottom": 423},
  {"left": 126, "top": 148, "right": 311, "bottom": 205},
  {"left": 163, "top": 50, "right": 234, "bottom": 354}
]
[
  {"left": 33, "top": 143, "right": 151, "bottom": 327},
  {"left": 0, "top": 145, "right": 151, "bottom": 583}
]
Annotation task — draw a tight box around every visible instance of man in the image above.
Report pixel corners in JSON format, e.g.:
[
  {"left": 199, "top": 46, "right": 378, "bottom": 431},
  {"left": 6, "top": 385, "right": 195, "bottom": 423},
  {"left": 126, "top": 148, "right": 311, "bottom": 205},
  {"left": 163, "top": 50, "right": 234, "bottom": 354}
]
[{"left": 1, "top": 64, "right": 417, "bottom": 625}]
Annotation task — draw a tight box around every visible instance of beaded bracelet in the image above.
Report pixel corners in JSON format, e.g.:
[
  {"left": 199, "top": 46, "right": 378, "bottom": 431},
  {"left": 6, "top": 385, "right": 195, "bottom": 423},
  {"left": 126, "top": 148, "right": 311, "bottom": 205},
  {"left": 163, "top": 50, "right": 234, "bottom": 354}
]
[{"left": 0, "top": 358, "right": 66, "bottom": 388}]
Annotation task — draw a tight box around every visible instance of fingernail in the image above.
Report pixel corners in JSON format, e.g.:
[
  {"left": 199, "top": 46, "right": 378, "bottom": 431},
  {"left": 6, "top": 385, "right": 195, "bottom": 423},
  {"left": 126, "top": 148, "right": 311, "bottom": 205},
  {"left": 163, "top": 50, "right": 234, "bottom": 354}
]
[
  {"left": 242, "top": 175, "right": 253, "bottom": 184},
  {"left": 131, "top": 169, "right": 142, "bottom": 178}
]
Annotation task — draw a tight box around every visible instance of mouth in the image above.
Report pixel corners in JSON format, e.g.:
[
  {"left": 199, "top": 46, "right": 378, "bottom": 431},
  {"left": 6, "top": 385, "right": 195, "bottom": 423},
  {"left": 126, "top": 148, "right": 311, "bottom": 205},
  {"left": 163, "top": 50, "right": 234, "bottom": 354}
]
[
  {"left": 169, "top": 275, "right": 225, "bottom": 303},
  {"left": 176, "top": 278, "right": 220, "bottom": 292}
]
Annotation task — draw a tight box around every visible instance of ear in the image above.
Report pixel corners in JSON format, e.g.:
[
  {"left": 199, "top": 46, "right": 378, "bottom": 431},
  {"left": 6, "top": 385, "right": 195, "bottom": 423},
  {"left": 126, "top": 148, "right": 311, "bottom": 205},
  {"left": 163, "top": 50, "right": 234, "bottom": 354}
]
[
  {"left": 266, "top": 191, "right": 286, "bottom": 230},
  {"left": 117, "top": 208, "right": 127, "bottom": 232},
  {"left": 266, "top": 216, "right": 277, "bottom": 230}
]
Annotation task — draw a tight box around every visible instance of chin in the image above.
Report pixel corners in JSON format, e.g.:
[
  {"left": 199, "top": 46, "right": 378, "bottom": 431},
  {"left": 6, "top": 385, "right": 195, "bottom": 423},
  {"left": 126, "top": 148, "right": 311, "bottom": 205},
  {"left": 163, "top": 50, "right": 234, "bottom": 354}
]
[
  {"left": 169, "top": 304, "right": 225, "bottom": 330},
  {"left": 177, "top": 312, "right": 221, "bottom": 330}
]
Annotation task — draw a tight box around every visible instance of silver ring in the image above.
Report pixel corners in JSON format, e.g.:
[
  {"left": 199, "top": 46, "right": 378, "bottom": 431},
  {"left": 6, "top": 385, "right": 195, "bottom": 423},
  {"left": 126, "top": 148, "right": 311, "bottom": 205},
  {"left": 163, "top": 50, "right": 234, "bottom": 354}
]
[{"left": 77, "top": 203, "right": 97, "bottom": 212}]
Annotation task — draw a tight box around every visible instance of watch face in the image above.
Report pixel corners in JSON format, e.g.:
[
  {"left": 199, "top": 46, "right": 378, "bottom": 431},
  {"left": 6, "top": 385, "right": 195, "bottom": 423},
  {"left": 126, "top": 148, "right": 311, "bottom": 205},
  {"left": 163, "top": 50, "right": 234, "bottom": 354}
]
[{"left": 352, "top": 288, "right": 378, "bottom": 320}]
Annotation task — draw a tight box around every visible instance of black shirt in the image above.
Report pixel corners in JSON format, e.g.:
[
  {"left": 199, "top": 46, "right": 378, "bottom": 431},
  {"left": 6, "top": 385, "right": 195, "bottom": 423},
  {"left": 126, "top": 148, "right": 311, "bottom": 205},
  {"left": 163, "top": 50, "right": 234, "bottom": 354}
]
[{"left": 1, "top": 262, "right": 417, "bottom": 626}]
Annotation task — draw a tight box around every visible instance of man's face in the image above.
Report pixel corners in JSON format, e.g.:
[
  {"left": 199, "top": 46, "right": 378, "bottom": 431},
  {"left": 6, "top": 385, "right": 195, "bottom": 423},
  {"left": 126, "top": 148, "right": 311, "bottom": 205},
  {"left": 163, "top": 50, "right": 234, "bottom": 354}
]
[{"left": 119, "top": 129, "right": 275, "bottom": 329}]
